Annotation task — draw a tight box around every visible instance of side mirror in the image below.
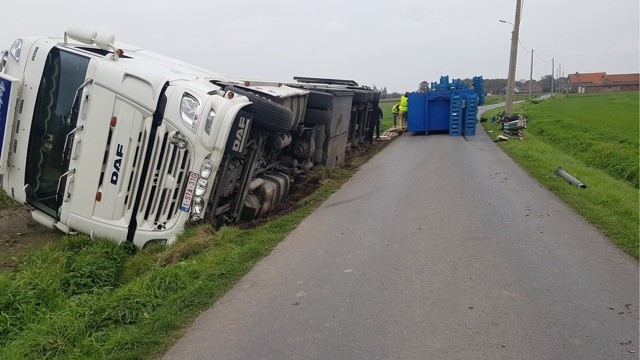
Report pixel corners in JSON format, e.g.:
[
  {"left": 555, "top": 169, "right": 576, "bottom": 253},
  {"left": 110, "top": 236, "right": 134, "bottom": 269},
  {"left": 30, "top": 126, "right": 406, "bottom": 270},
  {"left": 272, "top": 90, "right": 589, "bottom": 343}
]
[
  {"left": 65, "top": 27, "right": 97, "bottom": 45},
  {"left": 94, "top": 33, "right": 115, "bottom": 51},
  {"left": 0, "top": 50, "right": 8, "bottom": 72},
  {"left": 64, "top": 28, "right": 122, "bottom": 60}
]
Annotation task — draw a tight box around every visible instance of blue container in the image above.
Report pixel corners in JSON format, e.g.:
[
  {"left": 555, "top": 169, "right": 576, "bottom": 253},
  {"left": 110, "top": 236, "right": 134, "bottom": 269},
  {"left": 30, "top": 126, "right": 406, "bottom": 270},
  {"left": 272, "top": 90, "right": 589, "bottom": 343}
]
[
  {"left": 406, "top": 74, "right": 483, "bottom": 136},
  {"left": 427, "top": 93, "right": 451, "bottom": 132},
  {"left": 407, "top": 93, "right": 427, "bottom": 132}
]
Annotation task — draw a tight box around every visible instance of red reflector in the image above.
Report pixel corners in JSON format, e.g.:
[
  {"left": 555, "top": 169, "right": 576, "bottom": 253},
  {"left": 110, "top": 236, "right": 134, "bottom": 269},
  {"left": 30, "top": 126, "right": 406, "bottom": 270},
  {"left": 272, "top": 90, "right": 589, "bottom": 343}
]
[
  {"left": 116, "top": 49, "right": 124, "bottom": 56},
  {"left": 110, "top": 116, "right": 117, "bottom": 127},
  {"left": 277, "top": 83, "right": 283, "bottom": 87},
  {"left": 96, "top": 192, "right": 102, "bottom": 202},
  {"left": 244, "top": 81, "right": 250, "bottom": 86},
  {"left": 227, "top": 91, "right": 234, "bottom": 99}
]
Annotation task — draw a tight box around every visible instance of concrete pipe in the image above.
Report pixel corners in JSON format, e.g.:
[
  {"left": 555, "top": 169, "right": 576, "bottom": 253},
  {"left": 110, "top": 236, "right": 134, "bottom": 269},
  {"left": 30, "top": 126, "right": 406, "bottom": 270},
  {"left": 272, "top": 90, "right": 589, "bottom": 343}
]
[{"left": 555, "top": 167, "right": 586, "bottom": 188}]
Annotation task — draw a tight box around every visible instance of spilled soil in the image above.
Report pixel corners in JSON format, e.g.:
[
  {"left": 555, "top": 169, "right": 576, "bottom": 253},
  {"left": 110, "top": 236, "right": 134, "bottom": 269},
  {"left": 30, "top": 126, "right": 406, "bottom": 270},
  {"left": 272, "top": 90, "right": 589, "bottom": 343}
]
[{"left": 0, "top": 203, "right": 59, "bottom": 270}]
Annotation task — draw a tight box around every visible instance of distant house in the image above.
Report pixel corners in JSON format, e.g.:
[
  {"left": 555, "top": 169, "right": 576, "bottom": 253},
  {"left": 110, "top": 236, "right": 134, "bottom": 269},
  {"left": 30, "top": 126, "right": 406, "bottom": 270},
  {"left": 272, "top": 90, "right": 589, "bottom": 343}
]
[
  {"left": 568, "top": 72, "right": 606, "bottom": 92},
  {"left": 596, "top": 74, "right": 640, "bottom": 92},
  {"left": 520, "top": 80, "right": 543, "bottom": 95},
  {"left": 568, "top": 72, "right": 639, "bottom": 93}
]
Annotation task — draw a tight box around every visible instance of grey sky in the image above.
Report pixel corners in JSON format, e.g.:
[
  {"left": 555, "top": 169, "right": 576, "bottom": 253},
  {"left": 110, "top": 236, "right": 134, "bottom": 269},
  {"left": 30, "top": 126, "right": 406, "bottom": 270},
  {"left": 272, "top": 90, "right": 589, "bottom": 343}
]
[{"left": 3, "top": 0, "right": 638, "bottom": 93}]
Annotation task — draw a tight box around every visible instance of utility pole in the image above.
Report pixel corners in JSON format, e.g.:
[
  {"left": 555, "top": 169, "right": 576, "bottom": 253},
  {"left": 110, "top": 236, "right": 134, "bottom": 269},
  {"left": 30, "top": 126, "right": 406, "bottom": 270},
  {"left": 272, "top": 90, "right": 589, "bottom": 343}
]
[
  {"left": 551, "top": 58, "right": 554, "bottom": 94},
  {"left": 529, "top": 49, "right": 534, "bottom": 100},
  {"left": 557, "top": 64, "right": 561, "bottom": 93},
  {"left": 505, "top": 0, "right": 523, "bottom": 114}
]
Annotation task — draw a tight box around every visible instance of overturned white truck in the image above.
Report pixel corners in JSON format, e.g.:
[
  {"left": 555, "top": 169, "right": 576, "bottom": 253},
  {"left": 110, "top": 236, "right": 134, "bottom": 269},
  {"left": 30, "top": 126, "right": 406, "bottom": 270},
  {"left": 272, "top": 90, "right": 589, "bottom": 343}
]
[{"left": 0, "top": 28, "right": 380, "bottom": 247}]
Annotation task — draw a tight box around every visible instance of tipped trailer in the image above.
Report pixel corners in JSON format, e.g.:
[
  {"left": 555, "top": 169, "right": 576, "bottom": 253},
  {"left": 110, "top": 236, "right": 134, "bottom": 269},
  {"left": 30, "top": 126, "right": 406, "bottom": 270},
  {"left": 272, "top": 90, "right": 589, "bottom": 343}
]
[
  {"left": 0, "top": 28, "right": 379, "bottom": 247},
  {"left": 290, "top": 77, "right": 381, "bottom": 166}
]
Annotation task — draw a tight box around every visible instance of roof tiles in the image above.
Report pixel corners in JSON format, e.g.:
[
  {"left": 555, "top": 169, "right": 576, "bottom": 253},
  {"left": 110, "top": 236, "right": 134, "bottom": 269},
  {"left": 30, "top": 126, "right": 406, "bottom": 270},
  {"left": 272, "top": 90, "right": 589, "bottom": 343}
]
[
  {"left": 568, "top": 72, "right": 606, "bottom": 84},
  {"left": 568, "top": 72, "right": 639, "bottom": 85},
  {"left": 602, "top": 73, "right": 640, "bottom": 84}
]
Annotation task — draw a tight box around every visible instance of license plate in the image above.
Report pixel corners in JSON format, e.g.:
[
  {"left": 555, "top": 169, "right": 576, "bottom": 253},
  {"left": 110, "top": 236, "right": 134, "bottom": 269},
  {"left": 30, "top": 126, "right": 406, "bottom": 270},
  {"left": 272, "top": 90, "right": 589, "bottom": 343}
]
[{"left": 180, "top": 172, "right": 199, "bottom": 212}]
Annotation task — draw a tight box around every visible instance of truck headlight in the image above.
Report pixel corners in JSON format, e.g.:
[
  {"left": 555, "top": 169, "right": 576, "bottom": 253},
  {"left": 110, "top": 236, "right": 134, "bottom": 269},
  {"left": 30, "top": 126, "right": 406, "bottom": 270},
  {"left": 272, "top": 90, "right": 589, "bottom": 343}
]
[
  {"left": 200, "top": 159, "right": 213, "bottom": 179},
  {"left": 191, "top": 196, "right": 204, "bottom": 221},
  {"left": 180, "top": 92, "right": 201, "bottom": 132},
  {"left": 191, "top": 199, "right": 204, "bottom": 221},
  {"left": 195, "top": 178, "right": 207, "bottom": 197},
  {"left": 190, "top": 159, "right": 214, "bottom": 220},
  {"left": 192, "top": 196, "right": 204, "bottom": 214},
  {"left": 9, "top": 39, "right": 23, "bottom": 62},
  {"left": 204, "top": 109, "right": 216, "bottom": 135}
]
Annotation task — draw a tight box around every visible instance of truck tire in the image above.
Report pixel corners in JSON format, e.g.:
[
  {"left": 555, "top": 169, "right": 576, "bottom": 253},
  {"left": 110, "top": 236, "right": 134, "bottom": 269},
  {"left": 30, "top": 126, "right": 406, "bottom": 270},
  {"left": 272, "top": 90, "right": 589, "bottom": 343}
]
[
  {"left": 303, "top": 108, "right": 332, "bottom": 125},
  {"left": 307, "top": 90, "right": 333, "bottom": 109},
  {"left": 225, "top": 86, "right": 293, "bottom": 133},
  {"left": 352, "top": 90, "right": 369, "bottom": 103}
]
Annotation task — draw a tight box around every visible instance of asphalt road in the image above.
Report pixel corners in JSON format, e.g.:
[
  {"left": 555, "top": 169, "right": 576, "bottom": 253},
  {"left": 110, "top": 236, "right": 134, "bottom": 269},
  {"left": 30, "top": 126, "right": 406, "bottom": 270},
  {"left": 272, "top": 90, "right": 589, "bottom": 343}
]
[{"left": 164, "top": 108, "right": 638, "bottom": 359}]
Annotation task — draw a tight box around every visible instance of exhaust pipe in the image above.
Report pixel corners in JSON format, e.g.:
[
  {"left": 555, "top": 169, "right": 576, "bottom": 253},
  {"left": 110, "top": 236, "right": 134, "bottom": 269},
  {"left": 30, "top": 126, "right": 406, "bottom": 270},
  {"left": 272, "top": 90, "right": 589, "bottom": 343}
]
[{"left": 555, "top": 167, "right": 586, "bottom": 188}]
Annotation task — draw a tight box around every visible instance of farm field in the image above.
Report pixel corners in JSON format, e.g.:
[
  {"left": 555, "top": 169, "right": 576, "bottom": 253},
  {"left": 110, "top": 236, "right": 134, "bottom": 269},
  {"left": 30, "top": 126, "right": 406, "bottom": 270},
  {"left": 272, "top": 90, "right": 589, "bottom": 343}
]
[
  {"left": 482, "top": 92, "right": 639, "bottom": 258},
  {"left": 379, "top": 98, "right": 399, "bottom": 132}
]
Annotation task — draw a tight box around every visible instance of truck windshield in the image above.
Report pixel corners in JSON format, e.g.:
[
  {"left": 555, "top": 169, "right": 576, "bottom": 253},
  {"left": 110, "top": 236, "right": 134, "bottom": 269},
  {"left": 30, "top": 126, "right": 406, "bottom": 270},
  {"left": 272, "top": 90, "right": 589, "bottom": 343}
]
[{"left": 25, "top": 48, "right": 89, "bottom": 218}]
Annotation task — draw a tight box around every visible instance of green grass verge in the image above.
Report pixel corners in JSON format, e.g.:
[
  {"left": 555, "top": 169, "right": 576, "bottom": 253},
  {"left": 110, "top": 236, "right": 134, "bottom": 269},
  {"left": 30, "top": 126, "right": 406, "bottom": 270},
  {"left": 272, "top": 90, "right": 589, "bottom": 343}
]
[
  {"left": 482, "top": 93, "right": 639, "bottom": 259},
  {"left": 0, "top": 189, "right": 16, "bottom": 208},
  {"left": 0, "top": 155, "right": 382, "bottom": 359},
  {"left": 523, "top": 93, "right": 638, "bottom": 187}
]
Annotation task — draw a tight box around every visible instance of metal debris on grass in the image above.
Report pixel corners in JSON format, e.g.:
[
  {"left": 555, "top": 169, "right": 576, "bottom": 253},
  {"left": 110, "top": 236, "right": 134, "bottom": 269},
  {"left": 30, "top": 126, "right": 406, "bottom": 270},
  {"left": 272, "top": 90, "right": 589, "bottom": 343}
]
[{"left": 497, "top": 111, "right": 526, "bottom": 140}]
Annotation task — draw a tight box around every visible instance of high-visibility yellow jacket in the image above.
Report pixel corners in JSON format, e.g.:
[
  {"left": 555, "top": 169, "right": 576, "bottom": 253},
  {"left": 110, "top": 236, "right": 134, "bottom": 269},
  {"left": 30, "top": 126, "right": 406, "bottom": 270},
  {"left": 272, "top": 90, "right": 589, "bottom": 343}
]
[
  {"left": 399, "top": 95, "right": 408, "bottom": 112},
  {"left": 392, "top": 103, "right": 400, "bottom": 114}
]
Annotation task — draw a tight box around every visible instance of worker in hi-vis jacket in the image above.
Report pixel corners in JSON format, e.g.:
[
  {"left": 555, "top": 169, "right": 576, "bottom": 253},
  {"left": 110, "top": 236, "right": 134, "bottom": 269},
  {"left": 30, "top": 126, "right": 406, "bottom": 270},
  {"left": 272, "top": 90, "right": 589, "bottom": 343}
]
[{"left": 399, "top": 92, "right": 409, "bottom": 131}]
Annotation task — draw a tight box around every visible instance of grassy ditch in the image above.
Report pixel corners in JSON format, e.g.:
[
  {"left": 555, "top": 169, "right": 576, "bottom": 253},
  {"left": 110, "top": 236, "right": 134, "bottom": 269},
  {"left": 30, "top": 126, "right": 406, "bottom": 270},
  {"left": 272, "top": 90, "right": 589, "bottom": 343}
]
[
  {"left": 0, "top": 143, "right": 387, "bottom": 359},
  {"left": 0, "top": 189, "right": 15, "bottom": 208},
  {"left": 482, "top": 92, "right": 639, "bottom": 258}
]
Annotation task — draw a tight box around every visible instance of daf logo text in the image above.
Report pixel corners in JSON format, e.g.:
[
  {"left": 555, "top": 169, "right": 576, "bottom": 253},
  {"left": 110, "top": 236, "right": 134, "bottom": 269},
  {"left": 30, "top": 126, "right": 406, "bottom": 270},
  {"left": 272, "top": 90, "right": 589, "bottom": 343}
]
[
  {"left": 110, "top": 144, "right": 124, "bottom": 185},
  {"left": 232, "top": 116, "right": 249, "bottom": 152}
]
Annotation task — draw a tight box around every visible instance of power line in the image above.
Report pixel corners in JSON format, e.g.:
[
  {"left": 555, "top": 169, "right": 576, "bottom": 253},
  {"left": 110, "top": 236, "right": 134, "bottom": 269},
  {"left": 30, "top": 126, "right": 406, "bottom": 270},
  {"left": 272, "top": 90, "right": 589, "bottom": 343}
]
[
  {"left": 515, "top": 0, "right": 552, "bottom": 64},
  {"left": 518, "top": 39, "right": 552, "bottom": 63},
  {"left": 534, "top": 50, "right": 551, "bottom": 63},
  {"left": 518, "top": 40, "right": 531, "bottom": 53}
]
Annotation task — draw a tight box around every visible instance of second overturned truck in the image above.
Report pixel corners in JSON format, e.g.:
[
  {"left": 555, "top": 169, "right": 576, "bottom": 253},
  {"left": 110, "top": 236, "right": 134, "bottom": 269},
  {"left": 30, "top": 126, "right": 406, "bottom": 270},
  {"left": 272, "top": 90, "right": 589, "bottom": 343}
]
[{"left": 0, "top": 28, "right": 380, "bottom": 248}]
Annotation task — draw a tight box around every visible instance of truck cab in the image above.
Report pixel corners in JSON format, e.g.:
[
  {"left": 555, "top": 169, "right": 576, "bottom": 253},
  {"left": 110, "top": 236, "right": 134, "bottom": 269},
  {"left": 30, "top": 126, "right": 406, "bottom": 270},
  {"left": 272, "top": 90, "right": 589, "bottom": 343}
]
[{"left": 0, "top": 28, "right": 310, "bottom": 248}]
